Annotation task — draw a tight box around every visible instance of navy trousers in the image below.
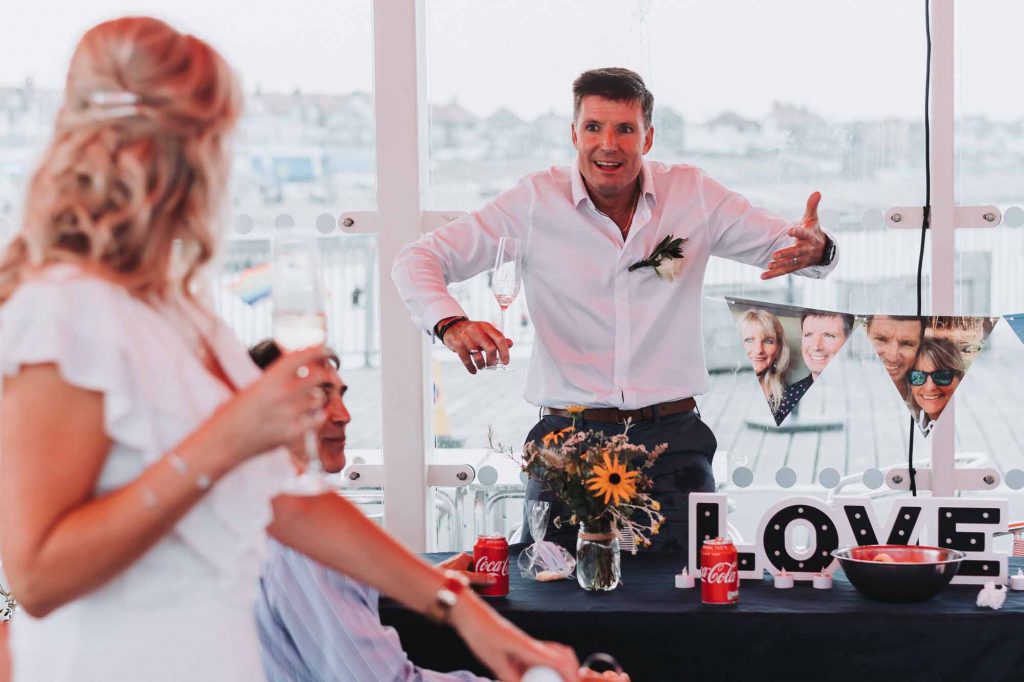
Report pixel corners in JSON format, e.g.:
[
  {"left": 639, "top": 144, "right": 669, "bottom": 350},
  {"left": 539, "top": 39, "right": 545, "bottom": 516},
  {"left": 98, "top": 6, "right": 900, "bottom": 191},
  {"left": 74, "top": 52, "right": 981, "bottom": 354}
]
[{"left": 519, "top": 410, "right": 717, "bottom": 554}]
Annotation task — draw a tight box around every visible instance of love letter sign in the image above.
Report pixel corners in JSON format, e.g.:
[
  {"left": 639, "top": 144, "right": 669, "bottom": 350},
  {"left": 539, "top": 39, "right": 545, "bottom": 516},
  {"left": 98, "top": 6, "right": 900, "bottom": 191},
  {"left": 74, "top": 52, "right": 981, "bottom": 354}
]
[{"left": 688, "top": 493, "right": 1008, "bottom": 585}]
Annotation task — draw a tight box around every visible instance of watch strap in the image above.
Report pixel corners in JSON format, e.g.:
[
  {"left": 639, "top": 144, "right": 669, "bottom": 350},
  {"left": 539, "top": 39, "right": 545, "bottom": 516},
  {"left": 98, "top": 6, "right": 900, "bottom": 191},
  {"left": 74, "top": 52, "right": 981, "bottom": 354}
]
[{"left": 819, "top": 236, "right": 836, "bottom": 266}]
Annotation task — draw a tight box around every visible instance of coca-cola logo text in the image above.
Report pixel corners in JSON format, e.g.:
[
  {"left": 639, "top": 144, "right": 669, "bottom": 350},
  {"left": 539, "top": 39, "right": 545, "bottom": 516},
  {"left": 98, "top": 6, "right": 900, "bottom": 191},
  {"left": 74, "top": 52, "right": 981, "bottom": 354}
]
[
  {"left": 701, "top": 561, "right": 737, "bottom": 584},
  {"left": 475, "top": 556, "right": 509, "bottom": 576}
]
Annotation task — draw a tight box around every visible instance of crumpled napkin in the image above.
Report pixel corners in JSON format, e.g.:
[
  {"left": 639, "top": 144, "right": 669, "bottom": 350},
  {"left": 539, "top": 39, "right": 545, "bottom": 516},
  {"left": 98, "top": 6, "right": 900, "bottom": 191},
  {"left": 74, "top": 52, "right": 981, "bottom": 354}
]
[{"left": 977, "top": 580, "right": 1007, "bottom": 610}]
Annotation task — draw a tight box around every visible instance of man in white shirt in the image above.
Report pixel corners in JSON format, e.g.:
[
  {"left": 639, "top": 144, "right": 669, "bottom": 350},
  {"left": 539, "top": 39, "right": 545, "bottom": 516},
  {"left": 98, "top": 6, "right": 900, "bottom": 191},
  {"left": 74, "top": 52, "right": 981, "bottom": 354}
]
[{"left": 392, "top": 68, "right": 838, "bottom": 552}]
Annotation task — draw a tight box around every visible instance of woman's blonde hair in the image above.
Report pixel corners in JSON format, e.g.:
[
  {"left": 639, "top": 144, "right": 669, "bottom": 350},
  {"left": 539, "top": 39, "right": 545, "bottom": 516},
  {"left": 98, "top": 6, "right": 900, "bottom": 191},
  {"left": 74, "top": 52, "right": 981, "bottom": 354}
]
[
  {"left": 0, "top": 16, "right": 241, "bottom": 302},
  {"left": 739, "top": 308, "right": 791, "bottom": 410}
]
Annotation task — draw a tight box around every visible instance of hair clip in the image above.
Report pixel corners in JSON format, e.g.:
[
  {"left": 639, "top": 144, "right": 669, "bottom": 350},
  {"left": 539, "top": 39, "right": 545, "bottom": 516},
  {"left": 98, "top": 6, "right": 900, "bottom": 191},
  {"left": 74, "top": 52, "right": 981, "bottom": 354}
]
[
  {"left": 84, "top": 91, "right": 141, "bottom": 119},
  {"left": 88, "top": 91, "right": 141, "bottom": 106}
]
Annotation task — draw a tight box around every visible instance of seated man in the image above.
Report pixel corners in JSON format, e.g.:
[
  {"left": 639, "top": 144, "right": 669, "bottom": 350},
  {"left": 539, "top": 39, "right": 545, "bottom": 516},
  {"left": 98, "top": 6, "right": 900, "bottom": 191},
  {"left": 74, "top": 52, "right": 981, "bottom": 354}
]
[
  {"left": 249, "top": 340, "right": 487, "bottom": 681},
  {"left": 248, "top": 341, "right": 626, "bottom": 682}
]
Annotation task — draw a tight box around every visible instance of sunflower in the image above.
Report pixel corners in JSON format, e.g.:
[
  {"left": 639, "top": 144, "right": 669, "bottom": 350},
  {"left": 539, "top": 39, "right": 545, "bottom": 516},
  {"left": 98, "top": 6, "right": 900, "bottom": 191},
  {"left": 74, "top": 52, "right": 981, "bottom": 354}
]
[
  {"left": 542, "top": 426, "right": 575, "bottom": 447},
  {"left": 585, "top": 452, "right": 638, "bottom": 505},
  {"left": 565, "top": 404, "right": 587, "bottom": 415}
]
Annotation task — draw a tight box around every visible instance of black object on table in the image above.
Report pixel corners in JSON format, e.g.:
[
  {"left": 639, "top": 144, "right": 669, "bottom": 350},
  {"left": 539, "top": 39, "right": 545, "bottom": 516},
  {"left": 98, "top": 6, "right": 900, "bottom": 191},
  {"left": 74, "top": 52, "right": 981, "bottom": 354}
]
[{"left": 379, "top": 545, "right": 1024, "bottom": 682}]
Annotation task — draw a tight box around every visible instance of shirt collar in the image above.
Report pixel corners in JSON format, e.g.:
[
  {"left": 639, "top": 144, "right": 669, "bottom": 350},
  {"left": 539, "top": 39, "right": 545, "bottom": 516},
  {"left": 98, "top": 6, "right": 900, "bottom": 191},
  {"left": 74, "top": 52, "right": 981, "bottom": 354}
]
[{"left": 571, "top": 158, "right": 657, "bottom": 209}]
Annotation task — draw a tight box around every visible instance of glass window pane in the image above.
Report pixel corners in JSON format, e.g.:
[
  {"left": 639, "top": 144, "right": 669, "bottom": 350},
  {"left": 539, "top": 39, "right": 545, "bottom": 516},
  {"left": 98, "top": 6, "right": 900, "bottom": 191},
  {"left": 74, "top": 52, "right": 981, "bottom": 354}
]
[
  {"left": 425, "top": 1, "right": 927, "bottom": 542},
  {"left": 954, "top": 0, "right": 1024, "bottom": 519}
]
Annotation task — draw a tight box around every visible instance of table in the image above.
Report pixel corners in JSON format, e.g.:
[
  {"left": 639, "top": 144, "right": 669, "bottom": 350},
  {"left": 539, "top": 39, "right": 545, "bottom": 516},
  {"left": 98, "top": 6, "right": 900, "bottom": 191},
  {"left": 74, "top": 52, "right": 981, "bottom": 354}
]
[{"left": 379, "top": 547, "right": 1024, "bottom": 682}]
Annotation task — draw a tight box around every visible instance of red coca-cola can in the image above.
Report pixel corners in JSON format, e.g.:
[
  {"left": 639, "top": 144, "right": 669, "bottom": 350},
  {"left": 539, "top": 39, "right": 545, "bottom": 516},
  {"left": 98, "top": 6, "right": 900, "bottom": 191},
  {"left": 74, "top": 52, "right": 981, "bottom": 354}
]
[
  {"left": 700, "top": 536, "right": 739, "bottom": 605},
  {"left": 473, "top": 534, "right": 509, "bottom": 597}
]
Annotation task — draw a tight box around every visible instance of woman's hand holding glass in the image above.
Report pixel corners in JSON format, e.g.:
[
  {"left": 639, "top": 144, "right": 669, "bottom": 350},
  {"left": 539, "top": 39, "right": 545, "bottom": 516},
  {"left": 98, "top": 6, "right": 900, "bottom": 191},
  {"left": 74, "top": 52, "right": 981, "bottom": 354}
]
[{"left": 205, "top": 347, "right": 331, "bottom": 470}]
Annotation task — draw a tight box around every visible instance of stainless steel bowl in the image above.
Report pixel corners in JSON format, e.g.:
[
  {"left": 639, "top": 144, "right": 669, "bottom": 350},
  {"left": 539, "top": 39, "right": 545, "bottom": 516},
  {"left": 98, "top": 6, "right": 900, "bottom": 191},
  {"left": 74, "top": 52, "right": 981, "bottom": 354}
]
[{"left": 832, "top": 545, "right": 965, "bottom": 602}]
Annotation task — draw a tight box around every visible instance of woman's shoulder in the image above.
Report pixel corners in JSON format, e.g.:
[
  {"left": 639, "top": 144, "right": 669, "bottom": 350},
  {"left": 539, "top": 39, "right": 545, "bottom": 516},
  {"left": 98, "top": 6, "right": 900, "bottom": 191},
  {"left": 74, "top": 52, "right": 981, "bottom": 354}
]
[{"left": 7, "top": 262, "right": 132, "bottom": 306}]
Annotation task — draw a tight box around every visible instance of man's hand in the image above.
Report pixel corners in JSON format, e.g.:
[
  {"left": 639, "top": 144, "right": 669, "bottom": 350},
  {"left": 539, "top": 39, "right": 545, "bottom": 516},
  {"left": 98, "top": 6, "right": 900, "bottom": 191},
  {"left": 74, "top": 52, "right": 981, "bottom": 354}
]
[
  {"left": 436, "top": 552, "right": 496, "bottom": 588},
  {"left": 761, "top": 191, "right": 827, "bottom": 280},
  {"left": 440, "top": 318, "right": 513, "bottom": 373}
]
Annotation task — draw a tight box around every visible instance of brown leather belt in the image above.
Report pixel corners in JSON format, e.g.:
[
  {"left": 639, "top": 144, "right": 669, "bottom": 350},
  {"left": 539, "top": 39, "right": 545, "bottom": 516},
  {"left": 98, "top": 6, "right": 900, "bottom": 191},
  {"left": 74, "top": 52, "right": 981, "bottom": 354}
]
[{"left": 542, "top": 397, "right": 697, "bottom": 424}]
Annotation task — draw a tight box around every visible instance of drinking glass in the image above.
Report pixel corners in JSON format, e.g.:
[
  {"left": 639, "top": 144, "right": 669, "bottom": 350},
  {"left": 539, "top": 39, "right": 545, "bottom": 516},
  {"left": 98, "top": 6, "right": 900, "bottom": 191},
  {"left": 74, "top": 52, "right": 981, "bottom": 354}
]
[
  {"left": 272, "top": 233, "right": 329, "bottom": 494},
  {"left": 485, "top": 236, "right": 521, "bottom": 371}
]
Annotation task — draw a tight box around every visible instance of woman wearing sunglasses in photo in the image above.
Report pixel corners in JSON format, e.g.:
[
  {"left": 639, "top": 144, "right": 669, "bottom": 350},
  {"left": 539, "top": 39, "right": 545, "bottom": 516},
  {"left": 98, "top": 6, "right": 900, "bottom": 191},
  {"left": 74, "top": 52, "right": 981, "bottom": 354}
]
[{"left": 907, "top": 336, "right": 965, "bottom": 434}]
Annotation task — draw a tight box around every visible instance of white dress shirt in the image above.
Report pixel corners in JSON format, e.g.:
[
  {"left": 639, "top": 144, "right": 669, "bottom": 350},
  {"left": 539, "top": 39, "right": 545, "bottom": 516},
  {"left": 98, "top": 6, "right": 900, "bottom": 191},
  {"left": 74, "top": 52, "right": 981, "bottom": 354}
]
[{"left": 392, "top": 160, "right": 837, "bottom": 409}]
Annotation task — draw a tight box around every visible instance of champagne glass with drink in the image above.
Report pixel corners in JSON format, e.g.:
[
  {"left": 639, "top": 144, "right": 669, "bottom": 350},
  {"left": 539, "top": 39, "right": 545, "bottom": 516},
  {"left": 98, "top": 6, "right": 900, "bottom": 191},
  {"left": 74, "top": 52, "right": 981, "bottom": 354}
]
[
  {"left": 272, "top": 233, "right": 329, "bottom": 494},
  {"left": 485, "top": 236, "right": 521, "bottom": 371}
]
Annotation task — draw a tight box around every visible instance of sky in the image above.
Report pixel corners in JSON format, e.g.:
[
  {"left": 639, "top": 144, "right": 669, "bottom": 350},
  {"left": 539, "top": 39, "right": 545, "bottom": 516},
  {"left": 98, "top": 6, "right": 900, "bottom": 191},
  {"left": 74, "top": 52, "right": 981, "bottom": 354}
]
[{"left": 0, "top": 0, "right": 1021, "bottom": 122}]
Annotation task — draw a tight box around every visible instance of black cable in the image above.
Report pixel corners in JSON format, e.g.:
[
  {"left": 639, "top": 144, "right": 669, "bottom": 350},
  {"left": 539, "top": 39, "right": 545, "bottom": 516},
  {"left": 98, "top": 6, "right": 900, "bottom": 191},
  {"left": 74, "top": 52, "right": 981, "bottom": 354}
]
[{"left": 908, "top": 0, "right": 932, "bottom": 498}]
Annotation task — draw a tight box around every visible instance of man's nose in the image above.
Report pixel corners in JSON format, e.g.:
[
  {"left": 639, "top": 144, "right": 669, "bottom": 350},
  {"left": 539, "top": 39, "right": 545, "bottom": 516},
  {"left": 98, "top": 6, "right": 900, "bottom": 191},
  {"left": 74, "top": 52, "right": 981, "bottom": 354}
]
[
  {"left": 325, "top": 394, "right": 351, "bottom": 424},
  {"left": 600, "top": 128, "right": 616, "bottom": 149}
]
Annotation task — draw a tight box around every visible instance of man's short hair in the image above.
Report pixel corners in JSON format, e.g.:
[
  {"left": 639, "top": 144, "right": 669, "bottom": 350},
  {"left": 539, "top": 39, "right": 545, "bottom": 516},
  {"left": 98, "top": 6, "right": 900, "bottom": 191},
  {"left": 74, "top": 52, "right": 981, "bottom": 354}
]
[
  {"left": 799, "top": 311, "right": 854, "bottom": 339},
  {"left": 249, "top": 339, "right": 339, "bottom": 371},
  {"left": 572, "top": 67, "right": 654, "bottom": 129},
  {"left": 865, "top": 314, "right": 926, "bottom": 341}
]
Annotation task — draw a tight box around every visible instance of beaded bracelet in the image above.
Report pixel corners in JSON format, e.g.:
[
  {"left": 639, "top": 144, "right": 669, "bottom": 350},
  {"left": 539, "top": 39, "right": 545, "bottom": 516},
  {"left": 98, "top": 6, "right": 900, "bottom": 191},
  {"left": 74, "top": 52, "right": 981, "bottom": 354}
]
[
  {"left": 168, "top": 451, "right": 212, "bottom": 490},
  {"left": 140, "top": 451, "right": 213, "bottom": 509}
]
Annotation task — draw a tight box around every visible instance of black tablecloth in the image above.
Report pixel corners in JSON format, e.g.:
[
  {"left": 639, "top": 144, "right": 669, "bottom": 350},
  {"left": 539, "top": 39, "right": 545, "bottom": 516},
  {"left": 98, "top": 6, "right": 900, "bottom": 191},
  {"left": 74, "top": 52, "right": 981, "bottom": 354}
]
[{"left": 379, "top": 547, "right": 1024, "bottom": 682}]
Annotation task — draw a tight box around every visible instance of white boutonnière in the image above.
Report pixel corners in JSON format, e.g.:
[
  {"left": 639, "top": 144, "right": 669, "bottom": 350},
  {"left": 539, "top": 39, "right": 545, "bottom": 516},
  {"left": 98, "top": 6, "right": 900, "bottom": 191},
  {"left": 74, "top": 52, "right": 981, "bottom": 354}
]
[{"left": 628, "top": 235, "right": 689, "bottom": 282}]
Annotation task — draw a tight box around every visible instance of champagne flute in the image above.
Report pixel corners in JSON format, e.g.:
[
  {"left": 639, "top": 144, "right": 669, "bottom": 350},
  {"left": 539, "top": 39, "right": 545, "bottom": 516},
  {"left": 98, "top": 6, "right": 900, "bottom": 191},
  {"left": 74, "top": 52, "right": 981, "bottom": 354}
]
[
  {"left": 272, "top": 233, "right": 329, "bottom": 494},
  {"left": 485, "top": 236, "right": 521, "bottom": 371}
]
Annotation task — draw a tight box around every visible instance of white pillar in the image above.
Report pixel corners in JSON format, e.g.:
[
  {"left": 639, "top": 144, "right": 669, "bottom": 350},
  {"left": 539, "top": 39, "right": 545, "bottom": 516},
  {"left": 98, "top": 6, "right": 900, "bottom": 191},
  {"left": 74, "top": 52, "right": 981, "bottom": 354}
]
[
  {"left": 372, "top": 0, "right": 431, "bottom": 547},
  {"left": 929, "top": 0, "right": 956, "bottom": 496}
]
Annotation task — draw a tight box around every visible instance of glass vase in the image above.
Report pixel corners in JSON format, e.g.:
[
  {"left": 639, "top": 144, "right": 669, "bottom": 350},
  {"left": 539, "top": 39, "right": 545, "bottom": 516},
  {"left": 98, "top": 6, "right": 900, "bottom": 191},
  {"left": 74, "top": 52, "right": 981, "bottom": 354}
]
[{"left": 576, "top": 517, "right": 620, "bottom": 591}]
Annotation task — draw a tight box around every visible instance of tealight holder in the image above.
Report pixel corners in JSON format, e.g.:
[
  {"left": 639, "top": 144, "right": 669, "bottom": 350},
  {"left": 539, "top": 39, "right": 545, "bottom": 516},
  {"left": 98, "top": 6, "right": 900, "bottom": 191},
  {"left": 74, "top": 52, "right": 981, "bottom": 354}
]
[
  {"left": 812, "top": 572, "right": 833, "bottom": 590},
  {"left": 675, "top": 568, "right": 696, "bottom": 589},
  {"left": 773, "top": 570, "right": 794, "bottom": 589},
  {"left": 1009, "top": 569, "right": 1024, "bottom": 591}
]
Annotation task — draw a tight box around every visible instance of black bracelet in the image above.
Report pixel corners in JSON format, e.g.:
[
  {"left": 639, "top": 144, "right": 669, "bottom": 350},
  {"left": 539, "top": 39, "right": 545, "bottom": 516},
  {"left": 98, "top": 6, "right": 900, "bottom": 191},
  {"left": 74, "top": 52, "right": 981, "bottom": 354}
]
[{"left": 435, "top": 316, "right": 468, "bottom": 343}]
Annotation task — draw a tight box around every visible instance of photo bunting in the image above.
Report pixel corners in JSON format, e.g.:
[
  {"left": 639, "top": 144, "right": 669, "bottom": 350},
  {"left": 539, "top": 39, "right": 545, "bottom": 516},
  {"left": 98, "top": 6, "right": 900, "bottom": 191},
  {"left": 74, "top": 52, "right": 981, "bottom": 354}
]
[
  {"left": 726, "top": 297, "right": 858, "bottom": 426},
  {"left": 724, "top": 299, "right": 1001, "bottom": 435},
  {"left": 865, "top": 315, "right": 998, "bottom": 435}
]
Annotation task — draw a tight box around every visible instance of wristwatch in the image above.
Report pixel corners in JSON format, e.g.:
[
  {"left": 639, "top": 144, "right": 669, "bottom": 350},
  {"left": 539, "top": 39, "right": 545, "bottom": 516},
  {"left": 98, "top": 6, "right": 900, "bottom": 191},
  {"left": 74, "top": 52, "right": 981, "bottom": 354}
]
[
  {"left": 819, "top": 236, "right": 836, "bottom": 266},
  {"left": 428, "top": 570, "right": 470, "bottom": 624}
]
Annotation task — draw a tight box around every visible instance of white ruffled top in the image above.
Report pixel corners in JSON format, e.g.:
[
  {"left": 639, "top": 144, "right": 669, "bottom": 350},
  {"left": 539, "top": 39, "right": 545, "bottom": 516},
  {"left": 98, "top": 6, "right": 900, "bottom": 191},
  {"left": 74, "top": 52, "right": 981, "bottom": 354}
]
[{"left": 1, "top": 264, "right": 292, "bottom": 682}]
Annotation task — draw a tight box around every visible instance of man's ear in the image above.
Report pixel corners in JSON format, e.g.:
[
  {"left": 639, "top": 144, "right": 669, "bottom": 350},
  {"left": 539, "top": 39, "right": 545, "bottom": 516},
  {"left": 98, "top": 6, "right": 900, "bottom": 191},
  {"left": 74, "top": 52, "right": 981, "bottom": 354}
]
[
  {"left": 643, "top": 125, "right": 654, "bottom": 154},
  {"left": 571, "top": 122, "right": 579, "bottom": 150}
]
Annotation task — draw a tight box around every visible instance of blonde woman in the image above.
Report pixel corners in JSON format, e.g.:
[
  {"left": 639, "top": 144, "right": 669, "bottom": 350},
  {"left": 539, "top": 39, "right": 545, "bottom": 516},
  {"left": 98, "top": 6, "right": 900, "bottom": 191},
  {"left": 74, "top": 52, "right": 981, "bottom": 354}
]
[
  {"left": 738, "top": 309, "right": 791, "bottom": 424},
  {"left": 0, "top": 17, "right": 578, "bottom": 682}
]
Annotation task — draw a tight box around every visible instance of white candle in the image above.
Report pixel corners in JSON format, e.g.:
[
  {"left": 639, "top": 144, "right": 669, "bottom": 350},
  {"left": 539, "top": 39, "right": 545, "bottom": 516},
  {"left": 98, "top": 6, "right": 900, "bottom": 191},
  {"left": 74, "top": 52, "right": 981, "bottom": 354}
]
[
  {"left": 774, "top": 570, "right": 794, "bottom": 589},
  {"left": 1009, "top": 569, "right": 1024, "bottom": 591},
  {"left": 675, "top": 568, "right": 696, "bottom": 589},
  {"left": 812, "top": 573, "right": 833, "bottom": 590}
]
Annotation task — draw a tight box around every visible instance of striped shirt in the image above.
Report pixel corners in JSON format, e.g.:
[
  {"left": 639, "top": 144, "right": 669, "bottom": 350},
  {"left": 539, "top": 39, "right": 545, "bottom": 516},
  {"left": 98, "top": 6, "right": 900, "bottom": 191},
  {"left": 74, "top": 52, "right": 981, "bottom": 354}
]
[{"left": 256, "top": 538, "right": 488, "bottom": 682}]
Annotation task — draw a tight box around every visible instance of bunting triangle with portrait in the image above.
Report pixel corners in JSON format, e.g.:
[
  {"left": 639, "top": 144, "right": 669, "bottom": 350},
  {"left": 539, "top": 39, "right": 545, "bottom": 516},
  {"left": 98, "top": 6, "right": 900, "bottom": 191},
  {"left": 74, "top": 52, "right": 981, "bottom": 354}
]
[
  {"left": 726, "top": 297, "right": 859, "bottom": 427},
  {"left": 863, "top": 315, "right": 998, "bottom": 435}
]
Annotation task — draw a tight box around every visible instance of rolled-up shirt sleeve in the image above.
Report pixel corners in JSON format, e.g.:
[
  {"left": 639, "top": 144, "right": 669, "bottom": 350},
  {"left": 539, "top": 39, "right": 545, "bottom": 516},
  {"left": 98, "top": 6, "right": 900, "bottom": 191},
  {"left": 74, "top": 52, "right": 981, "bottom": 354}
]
[
  {"left": 700, "top": 172, "right": 838, "bottom": 279},
  {"left": 392, "top": 180, "right": 534, "bottom": 333}
]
